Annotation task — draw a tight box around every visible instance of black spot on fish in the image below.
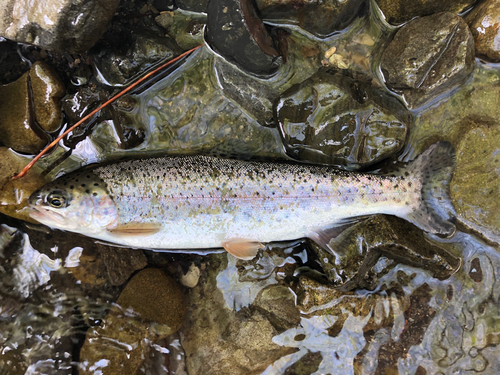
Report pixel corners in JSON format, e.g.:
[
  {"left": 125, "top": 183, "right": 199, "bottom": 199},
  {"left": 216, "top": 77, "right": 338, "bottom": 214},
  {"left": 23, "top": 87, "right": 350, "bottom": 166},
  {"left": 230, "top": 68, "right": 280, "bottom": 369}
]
[
  {"left": 92, "top": 192, "right": 98, "bottom": 197},
  {"left": 81, "top": 184, "right": 86, "bottom": 187},
  {"left": 70, "top": 185, "right": 74, "bottom": 189},
  {"left": 86, "top": 189, "right": 90, "bottom": 194},
  {"left": 94, "top": 183, "right": 99, "bottom": 186}
]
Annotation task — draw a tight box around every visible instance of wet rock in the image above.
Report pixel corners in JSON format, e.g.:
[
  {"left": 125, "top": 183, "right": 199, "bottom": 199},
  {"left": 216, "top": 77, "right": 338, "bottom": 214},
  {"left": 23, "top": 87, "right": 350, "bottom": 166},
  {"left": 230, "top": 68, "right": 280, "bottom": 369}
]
[
  {"left": 213, "top": 56, "right": 281, "bottom": 126},
  {"left": 0, "top": 71, "right": 49, "bottom": 154},
  {"left": 0, "top": 0, "right": 120, "bottom": 53},
  {"left": 30, "top": 61, "right": 65, "bottom": 133},
  {"left": 206, "top": 0, "right": 281, "bottom": 76},
  {"left": 91, "top": 29, "right": 182, "bottom": 87},
  {"left": 167, "top": 9, "right": 207, "bottom": 51},
  {"left": 312, "top": 215, "right": 461, "bottom": 290},
  {"left": 374, "top": 0, "right": 478, "bottom": 25},
  {"left": 79, "top": 268, "right": 186, "bottom": 375},
  {"left": 252, "top": 284, "right": 301, "bottom": 332},
  {"left": 66, "top": 247, "right": 108, "bottom": 286},
  {"left": 380, "top": 12, "right": 475, "bottom": 109},
  {"left": 276, "top": 70, "right": 409, "bottom": 169},
  {"left": 451, "top": 126, "right": 500, "bottom": 243},
  {"left": 0, "top": 148, "right": 45, "bottom": 223},
  {"left": 180, "top": 253, "right": 297, "bottom": 375},
  {"left": 176, "top": 0, "right": 208, "bottom": 12},
  {"left": 256, "top": 0, "right": 367, "bottom": 37},
  {"left": 466, "top": 0, "right": 500, "bottom": 62},
  {"left": 117, "top": 268, "right": 185, "bottom": 329},
  {"left": 0, "top": 39, "right": 30, "bottom": 84},
  {"left": 98, "top": 245, "right": 148, "bottom": 286}
]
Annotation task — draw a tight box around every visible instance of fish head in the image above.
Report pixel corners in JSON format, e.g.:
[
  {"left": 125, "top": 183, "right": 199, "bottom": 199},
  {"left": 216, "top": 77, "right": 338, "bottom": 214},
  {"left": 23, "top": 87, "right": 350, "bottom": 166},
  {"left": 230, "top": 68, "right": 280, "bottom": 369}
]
[{"left": 28, "top": 170, "right": 118, "bottom": 234}]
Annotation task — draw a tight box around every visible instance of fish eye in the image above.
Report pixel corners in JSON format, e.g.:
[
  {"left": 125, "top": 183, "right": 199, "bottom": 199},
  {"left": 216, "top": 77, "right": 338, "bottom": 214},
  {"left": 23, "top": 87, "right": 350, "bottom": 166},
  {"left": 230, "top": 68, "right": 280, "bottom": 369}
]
[{"left": 47, "top": 193, "right": 66, "bottom": 208}]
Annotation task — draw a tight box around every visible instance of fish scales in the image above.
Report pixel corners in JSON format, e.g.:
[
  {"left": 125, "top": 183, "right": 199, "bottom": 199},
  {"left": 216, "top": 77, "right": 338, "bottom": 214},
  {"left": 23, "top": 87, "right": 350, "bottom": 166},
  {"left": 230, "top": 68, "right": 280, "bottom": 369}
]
[{"left": 29, "top": 142, "right": 456, "bottom": 255}]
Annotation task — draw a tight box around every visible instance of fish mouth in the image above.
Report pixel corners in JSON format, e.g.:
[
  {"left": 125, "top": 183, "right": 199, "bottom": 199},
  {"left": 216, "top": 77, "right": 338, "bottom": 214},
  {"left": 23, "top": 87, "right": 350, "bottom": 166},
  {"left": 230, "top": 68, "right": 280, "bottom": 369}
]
[{"left": 29, "top": 205, "right": 66, "bottom": 227}]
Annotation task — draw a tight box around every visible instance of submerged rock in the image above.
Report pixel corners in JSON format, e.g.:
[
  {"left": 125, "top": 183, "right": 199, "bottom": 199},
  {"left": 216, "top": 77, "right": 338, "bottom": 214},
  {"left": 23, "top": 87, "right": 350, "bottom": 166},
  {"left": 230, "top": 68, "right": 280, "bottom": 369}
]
[
  {"left": 79, "top": 268, "right": 186, "bottom": 374},
  {"left": 0, "top": 71, "right": 49, "bottom": 154},
  {"left": 181, "top": 253, "right": 298, "bottom": 375},
  {"left": 98, "top": 245, "right": 148, "bottom": 286},
  {"left": 0, "top": 61, "right": 65, "bottom": 153},
  {"left": 0, "top": 0, "right": 120, "bottom": 53},
  {"left": 91, "top": 29, "right": 182, "bottom": 87},
  {"left": 167, "top": 9, "right": 206, "bottom": 51},
  {"left": 466, "top": 0, "right": 500, "bottom": 63},
  {"left": 276, "top": 70, "right": 409, "bottom": 169},
  {"left": 30, "top": 61, "right": 65, "bottom": 133},
  {"left": 206, "top": 0, "right": 281, "bottom": 76},
  {"left": 311, "top": 215, "right": 462, "bottom": 291},
  {"left": 374, "top": 0, "right": 478, "bottom": 25},
  {"left": 451, "top": 126, "right": 500, "bottom": 243},
  {"left": 256, "top": 0, "right": 367, "bottom": 37},
  {"left": 380, "top": 12, "right": 475, "bottom": 109}
]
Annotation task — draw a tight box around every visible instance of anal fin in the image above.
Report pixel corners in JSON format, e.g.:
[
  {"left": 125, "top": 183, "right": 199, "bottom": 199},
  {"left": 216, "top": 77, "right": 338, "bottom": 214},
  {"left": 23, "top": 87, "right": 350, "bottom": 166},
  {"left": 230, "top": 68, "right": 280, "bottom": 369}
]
[
  {"left": 107, "top": 223, "right": 161, "bottom": 237},
  {"left": 222, "top": 239, "right": 262, "bottom": 260}
]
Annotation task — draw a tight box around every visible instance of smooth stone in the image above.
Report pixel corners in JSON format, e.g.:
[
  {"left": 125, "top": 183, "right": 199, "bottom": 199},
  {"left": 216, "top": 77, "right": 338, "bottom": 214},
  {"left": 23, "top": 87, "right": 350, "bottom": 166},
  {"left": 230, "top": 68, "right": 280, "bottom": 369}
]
[
  {"left": 466, "top": 0, "right": 500, "bottom": 62},
  {"left": 276, "top": 70, "right": 409, "bottom": 169},
  {"left": 79, "top": 268, "right": 186, "bottom": 374},
  {"left": 0, "top": 72, "right": 49, "bottom": 154},
  {"left": 98, "top": 245, "right": 148, "bottom": 286},
  {"left": 30, "top": 61, "right": 65, "bottom": 133},
  {"left": 0, "top": 0, "right": 120, "bottom": 53},
  {"left": 374, "top": 0, "right": 478, "bottom": 25},
  {"left": 252, "top": 284, "right": 301, "bottom": 332},
  {"left": 380, "top": 12, "right": 475, "bottom": 109},
  {"left": 256, "top": 0, "right": 367, "bottom": 37},
  {"left": 451, "top": 126, "right": 500, "bottom": 243},
  {"left": 0, "top": 148, "right": 45, "bottom": 223},
  {"left": 206, "top": 0, "right": 281, "bottom": 76},
  {"left": 117, "top": 268, "right": 186, "bottom": 329}
]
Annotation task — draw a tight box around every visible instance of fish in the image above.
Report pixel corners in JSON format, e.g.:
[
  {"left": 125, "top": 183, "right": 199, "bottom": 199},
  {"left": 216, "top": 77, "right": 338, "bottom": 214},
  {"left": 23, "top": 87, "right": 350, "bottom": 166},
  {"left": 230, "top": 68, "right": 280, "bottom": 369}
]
[{"left": 28, "top": 142, "right": 456, "bottom": 260}]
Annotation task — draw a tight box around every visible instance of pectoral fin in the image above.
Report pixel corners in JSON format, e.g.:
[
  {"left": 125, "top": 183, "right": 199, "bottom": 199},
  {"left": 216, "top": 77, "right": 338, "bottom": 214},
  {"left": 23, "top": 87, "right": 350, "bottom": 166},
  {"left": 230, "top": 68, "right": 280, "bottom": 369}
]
[
  {"left": 107, "top": 223, "right": 161, "bottom": 237},
  {"left": 222, "top": 239, "right": 263, "bottom": 260}
]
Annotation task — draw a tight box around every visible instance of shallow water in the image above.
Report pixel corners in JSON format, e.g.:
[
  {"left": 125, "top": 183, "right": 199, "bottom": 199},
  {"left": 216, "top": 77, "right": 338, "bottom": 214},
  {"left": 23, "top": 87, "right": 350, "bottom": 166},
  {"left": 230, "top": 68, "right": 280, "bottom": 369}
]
[{"left": 1, "top": 1, "right": 500, "bottom": 374}]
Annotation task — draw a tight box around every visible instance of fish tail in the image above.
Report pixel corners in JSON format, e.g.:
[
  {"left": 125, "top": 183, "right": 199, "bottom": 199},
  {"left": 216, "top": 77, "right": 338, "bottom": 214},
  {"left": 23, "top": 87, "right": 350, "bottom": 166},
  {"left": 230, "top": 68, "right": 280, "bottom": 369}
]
[{"left": 403, "top": 142, "right": 457, "bottom": 235}]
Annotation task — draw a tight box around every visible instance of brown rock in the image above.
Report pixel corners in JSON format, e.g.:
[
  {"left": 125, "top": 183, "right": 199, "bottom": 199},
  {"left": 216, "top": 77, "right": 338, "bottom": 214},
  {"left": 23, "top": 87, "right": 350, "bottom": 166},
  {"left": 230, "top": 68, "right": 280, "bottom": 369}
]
[
  {"left": 380, "top": 12, "right": 475, "bottom": 108},
  {"left": 117, "top": 268, "right": 186, "bottom": 329},
  {"left": 30, "top": 61, "right": 65, "bottom": 133},
  {"left": 466, "top": 0, "right": 500, "bottom": 62},
  {"left": 375, "top": 0, "right": 478, "bottom": 25},
  {"left": 79, "top": 268, "right": 186, "bottom": 375},
  {"left": 0, "top": 72, "right": 49, "bottom": 154},
  {"left": 451, "top": 126, "right": 500, "bottom": 242},
  {"left": 98, "top": 244, "right": 147, "bottom": 286}
]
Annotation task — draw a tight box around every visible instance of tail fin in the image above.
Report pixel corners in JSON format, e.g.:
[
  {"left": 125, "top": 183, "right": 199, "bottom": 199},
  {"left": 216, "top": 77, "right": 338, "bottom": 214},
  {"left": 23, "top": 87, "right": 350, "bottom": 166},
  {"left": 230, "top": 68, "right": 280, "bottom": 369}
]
[{"left": 403, "top": 142, "right": 456, "bottom": 236}]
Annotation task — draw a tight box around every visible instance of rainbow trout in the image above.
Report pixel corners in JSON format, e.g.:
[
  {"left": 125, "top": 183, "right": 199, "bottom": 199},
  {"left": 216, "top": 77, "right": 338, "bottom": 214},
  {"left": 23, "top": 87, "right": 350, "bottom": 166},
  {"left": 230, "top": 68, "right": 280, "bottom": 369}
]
[{"left": 29, "top": 142, "right": 456, "bottom": 259}]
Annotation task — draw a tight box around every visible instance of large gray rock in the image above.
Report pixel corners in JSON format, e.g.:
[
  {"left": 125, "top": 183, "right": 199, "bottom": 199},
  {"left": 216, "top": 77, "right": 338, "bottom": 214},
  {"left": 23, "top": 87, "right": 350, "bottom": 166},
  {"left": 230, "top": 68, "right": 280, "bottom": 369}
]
[
  {"left": 380, "top": 12, "right": 475, "bottom": 109},
  {"left": 0, "top": 0, "right": 120, "bottom": 53},
  {"left": 276, "top": 70, "right": 409, "bottom": 170}
]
